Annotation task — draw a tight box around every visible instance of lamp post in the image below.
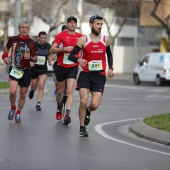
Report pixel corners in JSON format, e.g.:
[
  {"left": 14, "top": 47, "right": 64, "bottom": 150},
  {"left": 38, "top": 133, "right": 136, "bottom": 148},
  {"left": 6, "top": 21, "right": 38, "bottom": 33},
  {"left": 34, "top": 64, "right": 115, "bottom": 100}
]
[{"left": 14, "top": 0, "right": 21, "bottom": 35}]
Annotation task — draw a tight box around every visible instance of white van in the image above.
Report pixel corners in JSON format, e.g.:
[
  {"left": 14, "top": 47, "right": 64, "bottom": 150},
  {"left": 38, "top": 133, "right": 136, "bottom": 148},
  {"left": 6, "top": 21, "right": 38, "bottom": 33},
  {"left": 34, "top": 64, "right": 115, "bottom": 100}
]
[{"left": 133, "top": 52, "right": 170, "bottom": 86}]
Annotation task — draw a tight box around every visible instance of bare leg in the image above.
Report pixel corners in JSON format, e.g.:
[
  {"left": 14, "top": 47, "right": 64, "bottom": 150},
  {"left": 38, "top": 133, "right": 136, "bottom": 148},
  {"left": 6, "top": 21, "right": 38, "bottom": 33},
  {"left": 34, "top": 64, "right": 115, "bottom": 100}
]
[
  {"left": 79, "top": 88, "right": 90, "bottom": 126},
  {"left": 65, "top": 78, "right": 76, "bottom": 110},
  {"left": 9, "top": 80, "right": 18, "bottom": 106},
  {"left": 37, "top": 74, "right": 47, "bottom": 102},
  {"left": 18, "top": 86, "right": 29, "bottom": 111}
]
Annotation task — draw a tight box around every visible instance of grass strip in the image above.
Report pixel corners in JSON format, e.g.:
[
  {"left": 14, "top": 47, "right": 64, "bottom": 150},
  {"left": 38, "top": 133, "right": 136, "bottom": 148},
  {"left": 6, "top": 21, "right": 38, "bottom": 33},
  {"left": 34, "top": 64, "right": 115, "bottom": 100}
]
[
  {"left": 144, "top": 113, "right": 170, "bottom": 132},
  {"left": 0, "top": 82, "right": 9, "bottom": 89}
]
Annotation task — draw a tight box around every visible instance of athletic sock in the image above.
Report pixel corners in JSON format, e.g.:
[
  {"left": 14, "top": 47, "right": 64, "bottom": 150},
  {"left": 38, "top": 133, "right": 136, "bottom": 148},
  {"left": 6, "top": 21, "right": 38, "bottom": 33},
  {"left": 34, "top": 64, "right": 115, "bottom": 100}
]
[
  {"left": 80, "top": 126, "right": 85, "bottom": 130},
  {"left": 16, "top": 110, "right": 21, "bottom": 114},
  {"left": 57, "top": 103, "right": 63, "bottom": 108},
  {"left": 62, "top": 94, "right": 68, "bottom": 104},
  {"left": 66, "top": 109, "right": 71, "bottom": 115},
  {"left": 11, "top": 105, "right": 16, "bottom": 110},
  {"left": 86, "top": 107, "right": 91, "bottom": 116}
]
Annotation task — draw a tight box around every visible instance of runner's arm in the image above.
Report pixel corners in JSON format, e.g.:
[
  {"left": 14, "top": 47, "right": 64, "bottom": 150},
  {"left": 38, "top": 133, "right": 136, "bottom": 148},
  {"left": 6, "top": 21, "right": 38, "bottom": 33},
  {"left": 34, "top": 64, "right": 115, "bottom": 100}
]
[
  {"left": 68, "top": 45, "right": 82, "bottom": 62},
  {"left": 68, "top": 36, "right": 85, "bottom": 62},
  {"left": 106, "top": 45, "right": 113, "bottom": 70},
  {"left": 1, "top": 46, "right": 9, "bottom": 64},
  {"left": 105, "top": 37, "right": 113, "bottom": 70},
  {"left": 50, "top": 43, "right": 63, "bottom": 54}
]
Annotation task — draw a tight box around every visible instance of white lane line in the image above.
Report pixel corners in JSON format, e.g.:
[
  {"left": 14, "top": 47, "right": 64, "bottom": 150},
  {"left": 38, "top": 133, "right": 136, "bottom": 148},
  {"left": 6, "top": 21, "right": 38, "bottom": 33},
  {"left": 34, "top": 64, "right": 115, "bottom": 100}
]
[{"left": 95, "top": 118, "right": 170, "bottom": 156}]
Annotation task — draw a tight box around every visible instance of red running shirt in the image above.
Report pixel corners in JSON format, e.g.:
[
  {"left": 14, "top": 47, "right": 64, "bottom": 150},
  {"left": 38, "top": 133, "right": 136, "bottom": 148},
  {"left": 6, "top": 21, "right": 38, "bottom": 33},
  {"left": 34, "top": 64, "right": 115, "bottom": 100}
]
[
  {"left": 6, "top": 36, "right": 37, "bottom": 68},
  {"left": 82, "top": 34, "right": 107, "bottom": 75},
  {"left": 53, "top": 30, "right": 82, "bottom": 68}
]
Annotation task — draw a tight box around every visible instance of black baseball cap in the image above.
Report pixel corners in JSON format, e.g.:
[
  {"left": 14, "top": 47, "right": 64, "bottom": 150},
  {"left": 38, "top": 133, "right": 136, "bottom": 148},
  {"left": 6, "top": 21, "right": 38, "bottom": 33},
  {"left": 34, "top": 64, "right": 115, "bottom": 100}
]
[
  {"left": 67, "top": 16, "right": 77, "bottom": 23},
  {"left": 89, "top": 15, "right": 103, "bottom": 23}
]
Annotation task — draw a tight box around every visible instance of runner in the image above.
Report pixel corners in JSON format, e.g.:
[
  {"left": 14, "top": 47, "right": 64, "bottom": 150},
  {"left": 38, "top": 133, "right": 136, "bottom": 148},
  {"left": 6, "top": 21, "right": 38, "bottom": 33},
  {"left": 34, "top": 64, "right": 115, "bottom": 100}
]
[
  {"left": 68, "top": 15, "right": 114, "bottom": 137},
  {"left": 50, "top": 16, "right": 82, "bottom": 125},
  {"left": 1, "top": 20, "right": 38, "bottom": 123},
  {"left": 53, "top": 24, "right": 68, "bottom": 105},
  {"left": 29, "top": 31, "right": 51, "bottom": 111}
]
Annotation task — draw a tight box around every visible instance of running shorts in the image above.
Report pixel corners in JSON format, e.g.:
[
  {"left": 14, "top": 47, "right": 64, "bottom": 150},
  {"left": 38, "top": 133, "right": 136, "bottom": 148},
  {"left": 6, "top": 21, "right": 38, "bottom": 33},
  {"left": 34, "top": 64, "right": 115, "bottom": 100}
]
[
  {"left": 31, "top": 66, "right": 48, "bottom": 79},
  {"left": 76, "top": 71, "right": 106, "bottom": 93},
  {"left": 54, "top": 65, "right": 78, "bottom": 82},
  {"left": 9, "top": 67, "right": 31, "bottom": 87}
]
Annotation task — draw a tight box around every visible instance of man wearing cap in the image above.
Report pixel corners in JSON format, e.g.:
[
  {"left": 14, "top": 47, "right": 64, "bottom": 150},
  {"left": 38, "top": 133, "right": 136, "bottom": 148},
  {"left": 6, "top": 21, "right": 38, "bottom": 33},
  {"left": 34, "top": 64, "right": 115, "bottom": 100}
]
[
  {"left": 50, "top": 16, "right": 82, "bottom": 125},
  {"left": 68, "top": 15, "right": 114, "bottom": 137}
]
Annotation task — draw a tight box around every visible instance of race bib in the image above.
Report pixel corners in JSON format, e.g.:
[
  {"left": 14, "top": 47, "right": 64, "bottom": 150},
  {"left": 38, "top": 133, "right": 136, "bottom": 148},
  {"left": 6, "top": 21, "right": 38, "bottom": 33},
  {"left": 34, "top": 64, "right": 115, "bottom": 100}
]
[
  {"left": 10, "top": 67, "right": 24, "bottom": 79},
  {"left": 88, "top": 60, "right": 103, "bottom": 71},
  {"left": 63, "top": 53, "right": 74, "bottom": 65},
  {"left": 36, "top": 56, "right": 46, "bottom": 65}
]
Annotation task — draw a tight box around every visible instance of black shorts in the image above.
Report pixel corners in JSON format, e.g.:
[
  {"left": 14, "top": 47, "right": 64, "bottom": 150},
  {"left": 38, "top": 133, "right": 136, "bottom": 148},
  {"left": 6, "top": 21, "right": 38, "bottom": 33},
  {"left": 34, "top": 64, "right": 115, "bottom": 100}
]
[
  {"left": 31, "top": 66, "right": 48, "bottom": 79},
  {"left": 9, "top": 67, "right": 31, "bottom": 87},
  {"left": 55, "top": 65, "right": 78, "bottom": 82},
  {"left": 76, "top": 71, "right": 106, "bottom": 93}
]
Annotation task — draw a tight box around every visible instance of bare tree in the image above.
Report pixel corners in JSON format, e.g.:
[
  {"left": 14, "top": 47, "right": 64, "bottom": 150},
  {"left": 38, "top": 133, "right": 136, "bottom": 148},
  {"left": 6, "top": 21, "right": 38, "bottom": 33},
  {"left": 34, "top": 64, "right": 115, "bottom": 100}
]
[{"left": 151, "top": 0, "right": 170, "bottom": 36}]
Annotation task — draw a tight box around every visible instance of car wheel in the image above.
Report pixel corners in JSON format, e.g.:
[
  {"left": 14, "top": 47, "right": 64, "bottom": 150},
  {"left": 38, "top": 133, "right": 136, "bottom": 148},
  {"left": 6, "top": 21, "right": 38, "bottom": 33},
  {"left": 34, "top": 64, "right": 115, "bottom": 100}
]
[
  {"left": 133, "top": 74, "right": 140, "bottom": 85},
  {"left": 155, "top": 76, "right": 163, "bottom": 86}
]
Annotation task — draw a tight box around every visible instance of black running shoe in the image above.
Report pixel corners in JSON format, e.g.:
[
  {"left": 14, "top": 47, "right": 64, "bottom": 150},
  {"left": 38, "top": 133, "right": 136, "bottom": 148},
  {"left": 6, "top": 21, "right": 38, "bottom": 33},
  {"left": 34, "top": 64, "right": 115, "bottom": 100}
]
[
  {"left": 15, "top": 114, "right": 21, "bottom": 123},
  {"left": 84, "top": 108, "right": 91, "bottom": 126},
  {"left": 63, "top": 113, "right": 71, "bottom": 125},
  {"left": 29, "top": 90, "right": 34, "bottom": 99},
  {"left": 8, "top": 109, "right": 16, "bottom": 120},
  {"left": 79, "top": 127, "right": 89, "bottom": 137},
  {"left": 36, "top": 103, "right": 41, "bottom": 111}
]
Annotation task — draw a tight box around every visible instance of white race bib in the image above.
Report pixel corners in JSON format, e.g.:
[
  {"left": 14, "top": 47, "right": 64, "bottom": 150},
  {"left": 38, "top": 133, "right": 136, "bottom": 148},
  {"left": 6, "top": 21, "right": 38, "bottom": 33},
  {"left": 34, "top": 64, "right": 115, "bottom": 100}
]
[
  {"left": 63, "top": 53, "right": 74, "bottom": 65},
  {"left": 10, "top": 67, "right": 24, "bottom": 79},
  {"left": 36, "top": 56, "right": 46, "bottom": 65},
  {"left": 88, "top": 60, "right": 103, "bottom": 71}
]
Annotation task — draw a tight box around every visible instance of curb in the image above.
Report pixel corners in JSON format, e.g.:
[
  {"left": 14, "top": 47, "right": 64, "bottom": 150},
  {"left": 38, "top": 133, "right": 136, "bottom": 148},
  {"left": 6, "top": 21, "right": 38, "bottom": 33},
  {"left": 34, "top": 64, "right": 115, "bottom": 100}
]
[{"left": 129, "top": 119, "right": 170, "bottom": 146}]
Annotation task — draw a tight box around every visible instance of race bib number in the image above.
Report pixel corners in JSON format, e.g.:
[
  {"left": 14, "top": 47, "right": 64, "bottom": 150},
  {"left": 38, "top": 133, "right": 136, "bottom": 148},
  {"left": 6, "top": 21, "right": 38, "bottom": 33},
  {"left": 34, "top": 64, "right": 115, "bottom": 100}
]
[
  {"left": 36, "top": 56, "right": 46, "bottom": 65},
  {"left": 63, "top": 53, "right": 74, "bottom": 65},
  {"left": 88, "top": 60, "right": 103, "bottom": 71},
  {"left": 10, "top": 67, "right": 24, "bottom": 79}
]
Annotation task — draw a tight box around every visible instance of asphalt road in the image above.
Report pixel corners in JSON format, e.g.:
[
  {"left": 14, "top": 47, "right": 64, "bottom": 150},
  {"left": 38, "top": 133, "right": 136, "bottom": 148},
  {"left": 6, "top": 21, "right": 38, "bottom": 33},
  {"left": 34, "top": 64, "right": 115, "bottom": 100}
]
[{"left": 0, "top": 77, "right": 170, "bottom": 170}]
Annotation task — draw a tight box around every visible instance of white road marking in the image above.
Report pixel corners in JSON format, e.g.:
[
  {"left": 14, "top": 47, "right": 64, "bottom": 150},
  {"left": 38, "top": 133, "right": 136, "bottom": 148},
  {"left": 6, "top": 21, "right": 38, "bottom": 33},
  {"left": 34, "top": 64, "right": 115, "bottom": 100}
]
[
  {"left": 146, "top": 94, "right": 158, "bottom": 98},
  {"left": 95, "top": 118, "right": 170, "bottom": 156}
]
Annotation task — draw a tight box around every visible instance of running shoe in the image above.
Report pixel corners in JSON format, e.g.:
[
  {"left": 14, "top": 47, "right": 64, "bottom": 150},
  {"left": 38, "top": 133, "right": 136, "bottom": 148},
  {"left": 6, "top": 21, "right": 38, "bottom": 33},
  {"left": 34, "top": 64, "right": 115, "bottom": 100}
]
[
  {"left": 8, "top": 109, "right": 16, "bottom": 120},
  {"left": 84, "top": 108, "right": 91, "bottom": 126},
  {"left": 36, "top": 103, "right": 41, "bottom": 111},
  {"left": 56, "top": 105, "right": 63, "bottom": 120},
  {"left": 63, "top": 113, "right": 71, "bottom": 125},
  {"left": 29, "top": 90, "right": 34, "bottom": 99},
  {"left": 15, "top": 114, "right": 21, "bottom": 123},
  {"left": 79, "top": 127, "right": 89, "bottom": 137}
]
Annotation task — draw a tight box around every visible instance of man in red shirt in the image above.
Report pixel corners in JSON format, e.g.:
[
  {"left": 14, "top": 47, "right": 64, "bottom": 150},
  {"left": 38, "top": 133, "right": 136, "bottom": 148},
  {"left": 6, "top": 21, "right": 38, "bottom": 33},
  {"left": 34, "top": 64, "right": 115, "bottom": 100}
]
[
  {"left": 68, "top": 15, "right": 114, "bottom": 137},
  {"left": 1, "top": 20, "right": 38, "bottom": 123},
  {"left": 50, "top": 16, "right": 82, "bottom": 125}
]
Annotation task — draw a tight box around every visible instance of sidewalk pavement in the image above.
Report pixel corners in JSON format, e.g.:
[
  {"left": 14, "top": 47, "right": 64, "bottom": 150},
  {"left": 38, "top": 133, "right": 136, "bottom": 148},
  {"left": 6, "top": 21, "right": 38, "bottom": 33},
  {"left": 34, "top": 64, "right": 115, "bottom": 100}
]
[{"left": 0, "top": 64, "right": 169, "bottom": 145}]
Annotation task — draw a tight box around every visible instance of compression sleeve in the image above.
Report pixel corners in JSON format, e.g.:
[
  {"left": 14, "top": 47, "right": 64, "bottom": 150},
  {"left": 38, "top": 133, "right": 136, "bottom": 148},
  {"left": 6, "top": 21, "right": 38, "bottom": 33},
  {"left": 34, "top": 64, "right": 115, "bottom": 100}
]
[
  {"left": 106, "top": 45, "right": 113, "bottom": 70},
  {"left": 68, "top": 45, "right": 82, "bottom": 62}
]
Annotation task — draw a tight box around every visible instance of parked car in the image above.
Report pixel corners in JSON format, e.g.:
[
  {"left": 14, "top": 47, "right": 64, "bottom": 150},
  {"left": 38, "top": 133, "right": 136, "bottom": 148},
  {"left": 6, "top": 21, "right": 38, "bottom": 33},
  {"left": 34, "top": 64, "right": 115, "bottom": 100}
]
[{"left": 133, "top": 52, "right": 170, "bottom": 86}]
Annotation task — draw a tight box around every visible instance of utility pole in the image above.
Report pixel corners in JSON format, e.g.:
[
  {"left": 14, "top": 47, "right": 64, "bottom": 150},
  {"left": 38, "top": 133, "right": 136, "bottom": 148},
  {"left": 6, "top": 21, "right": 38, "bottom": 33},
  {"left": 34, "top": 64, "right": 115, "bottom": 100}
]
[{"left": 14, "top": 0, "right": 21, "bottom": 35}]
